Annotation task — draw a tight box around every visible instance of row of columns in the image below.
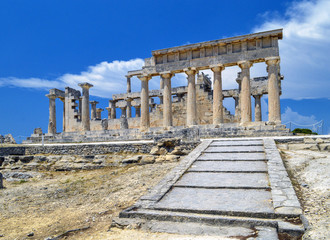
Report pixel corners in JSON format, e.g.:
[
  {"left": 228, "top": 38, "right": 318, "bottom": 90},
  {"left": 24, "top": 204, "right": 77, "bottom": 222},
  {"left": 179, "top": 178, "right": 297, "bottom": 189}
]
[{"left": 136, "top": 56, "right": 281, "bottom": 130}]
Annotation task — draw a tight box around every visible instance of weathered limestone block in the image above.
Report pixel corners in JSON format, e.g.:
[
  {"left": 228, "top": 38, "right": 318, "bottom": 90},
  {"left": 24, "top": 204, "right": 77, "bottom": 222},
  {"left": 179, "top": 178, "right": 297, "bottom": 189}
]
[
  {"left": 120, "top": 117, "right": 129, "bottom": 129},
  {"left": 33, "top": 128, "right": 43, "bottom": 135},
  {"left": 288, "top": 143, "right": 319, "bottom": 151},
  {"left": 319, "top": 143, "right": 330, "bottom": 151},
  {"left": 140, "top": 155, "right": 156, "bottom": 165},
  {"left": 150, "top": 146, "right": 168, "bottom": 155}
]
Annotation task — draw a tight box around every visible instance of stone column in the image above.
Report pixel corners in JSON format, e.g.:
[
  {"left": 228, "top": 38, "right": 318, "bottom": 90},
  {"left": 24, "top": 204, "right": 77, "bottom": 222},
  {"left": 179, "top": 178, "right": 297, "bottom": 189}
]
[
  {"left": 135, "top": 106, "right": 141, "bottom": 117},
  {"left": 233, "top": 96, "right": 240, "bottom": 121},
  {"left": 59, "top": 97, "right": 65, "bottom": 132},
  {"left": 184, "top": 68, "right": 197, "bottom": 126},
  {"left": 105, "top": 107, "right": 111, "bottom": 119},
  {"left": 96, "top": 108, "right": 103, "bottom": 119},
  {"left": 46, "top": 94, "right": 57, "bottom": 134},
  {"left": 126, "top": 76, "right": 131, "bottom": 93},
  {"left": 138, "top": 75, "right": 151, "bottom": 130},
  {"left": 90, "top": 101, "right": 99, "bottom": 120},
  {"left": 120, "top": 107, "right": 127, "bottom": 118},
  {"left": 211, "top": 65, "right": 225, "bottom": 125},
  {"left": 238, "top": 61, "right": 253, "bottom": 124},
  {"left": 254, "top": 95, "right": 262, "bottom": 122},
  {"left": 161, "top": 72, "right": 173, "bottom": 127},
  {"left": 126, "top": 98, "right": 132, "bottom": 118},
  {"left": 109, "top": 100, "right": 116, "bottom": 119},
  {"left": 266, "top": 57, "right": 281, "bottom": 123},
  {"left": 160, "top": 76, "right": 164, "bottom": 104},
  {"left": 78, "top": 82, "right": 93, "bottom": 131}
]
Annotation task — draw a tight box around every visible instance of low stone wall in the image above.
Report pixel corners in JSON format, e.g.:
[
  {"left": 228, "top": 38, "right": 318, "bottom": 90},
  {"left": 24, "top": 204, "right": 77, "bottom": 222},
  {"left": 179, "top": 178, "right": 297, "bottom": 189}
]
[{"left": 275, "top": 136, "right": 330, "bottom": 151}]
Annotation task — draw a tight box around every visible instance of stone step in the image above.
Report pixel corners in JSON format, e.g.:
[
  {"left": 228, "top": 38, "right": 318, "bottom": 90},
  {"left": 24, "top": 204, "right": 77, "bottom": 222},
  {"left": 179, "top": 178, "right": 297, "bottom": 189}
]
[
  {"left": 210, "top": 140, "right": 263, "bottom": 146},
  {"left": 189, "top": 160, "right": 268, "bottom": 172},
  {"left": 198, "top": 152, "right": 266, "bottom": 161},
  {"left": 174, "top": 172, "right": 270, "bottom": 189},
  {"left": 204, "top": 146, "right": 264, "bottom": 153}
]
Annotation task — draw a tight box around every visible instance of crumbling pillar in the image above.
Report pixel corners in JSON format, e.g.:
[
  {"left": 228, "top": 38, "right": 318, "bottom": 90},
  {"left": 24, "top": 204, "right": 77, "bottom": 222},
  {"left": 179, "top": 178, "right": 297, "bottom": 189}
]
[
  {"left": 120, "top": 107, "right": 127, "bottom": 118},
  {"left": 78, "top": 82, "right": 93, "bottom": 131},
  {"left": 126, "top": 98, "right": 132, "bottom": 118},
  {"left": 266, "top": 57, "right": 281, "bottom": 123},
  {"left": 90, "top": 101, "right": 99, "bottom": 120},
  {"left": 211, "top": 65, "right": 225, "bottom": 125},
  {"left": 184, "top": 68, "right": 197, "bottom": 126},
  {"left": 138, "top": 75, "right": 151, "bottom": 130},
  {"left": 238, "top": 61, "right": 253, "bottom": 124},
  {"left": 46, "top": 94, "right": 57, "bottom": 134},
  {"left": 109, "top": 100, "right": 116, "bottom": 119},
  {"left": 233, "top": 96, "right": 240, "bottom": 121},
  {"left": 96, "top": 108, "right": 103, "bottom": 119},
  {"left": 254, "top": 95, "right": 262, "bottom": 122},
  {"left": 161, "top": 72, "right": 173, "bottom": 127},
  {"left": 105, "top": 107, "right": 111, "bottom": 119},
  {"left": 126, "top": 76, "right": 131, "bottom": 93}
]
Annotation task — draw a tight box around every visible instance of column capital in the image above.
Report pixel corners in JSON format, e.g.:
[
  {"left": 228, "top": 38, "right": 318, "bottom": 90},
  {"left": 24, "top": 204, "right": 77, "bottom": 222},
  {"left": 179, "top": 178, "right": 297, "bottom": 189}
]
[
  {"left": 183, "top": 67, "right": 197, "bottom": 75},
  {"left": 126, "top": 75, "right": 131, "bottom": 79},
  {"left": 125, "top": 97, "right": 133, "bottom": 102},
  {"left": 265, "top": 56, "right": 280, "bottom": 66},
  {"left": 160, "top": 71, "right": 174, "bottom": 79},
  {"left": 237, "top": 60, "right": 253, "bottom": 69},
  {"left": 90, "top": 100, "right": 99, "bottom": 105},
  {"left": 96, "top": 108, "right": 104, "bottom": 112},
  {"left": 137, "top": 75, "right": 151, "bottom": 81},
  {"left": 46, "top": 94, "right": 57, "bottom": 99},
  {"left": 105, "top": 107, "right": 111, "bottom": 111},
  {"left": 59, "top": 97, "right": 65, "bottom": 102},
  {"left": 78, "top": 82, "right": 93, "bottom": 89},
  {"left": 210, "top": 64, "right": 225, "bottom": 72},
  {"left": 253, "top": 94, "right": 263, "bottom": 99}
]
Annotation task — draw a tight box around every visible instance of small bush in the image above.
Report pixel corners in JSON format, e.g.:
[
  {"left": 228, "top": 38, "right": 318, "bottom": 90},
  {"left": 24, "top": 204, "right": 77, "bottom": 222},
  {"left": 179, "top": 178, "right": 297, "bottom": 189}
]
[{"left": 292, "top": 128, "right": 318, "bottom": 135}]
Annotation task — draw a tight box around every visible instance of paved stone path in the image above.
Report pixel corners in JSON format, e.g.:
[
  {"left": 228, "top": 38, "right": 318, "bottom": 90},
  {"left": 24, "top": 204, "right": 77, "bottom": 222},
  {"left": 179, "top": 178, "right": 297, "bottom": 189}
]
[{"left": 119, "top": 138, "right": 305, "bottom": 239}]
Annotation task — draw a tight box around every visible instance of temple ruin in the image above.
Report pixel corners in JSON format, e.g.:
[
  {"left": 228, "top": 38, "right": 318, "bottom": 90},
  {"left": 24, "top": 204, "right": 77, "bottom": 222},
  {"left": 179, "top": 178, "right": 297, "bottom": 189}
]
[{"left": 26, "top": 29, "right": 290, "bottom": 143}]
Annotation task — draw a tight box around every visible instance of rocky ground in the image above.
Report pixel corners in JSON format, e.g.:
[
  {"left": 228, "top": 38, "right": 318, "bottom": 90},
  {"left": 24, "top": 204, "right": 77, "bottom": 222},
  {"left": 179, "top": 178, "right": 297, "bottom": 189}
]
[
  {"left": 278, "top": 147, "right": 330, "bottom": 240},
  {"left": 0, "top": 142, "right": 329, "bottom": 239}
]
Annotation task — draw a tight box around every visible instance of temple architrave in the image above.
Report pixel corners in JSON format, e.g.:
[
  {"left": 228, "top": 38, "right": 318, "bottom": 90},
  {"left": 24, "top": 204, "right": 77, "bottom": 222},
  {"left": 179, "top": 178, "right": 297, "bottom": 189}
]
[{"left": 26, "top": 29, "right": 290, "bottom": 143}]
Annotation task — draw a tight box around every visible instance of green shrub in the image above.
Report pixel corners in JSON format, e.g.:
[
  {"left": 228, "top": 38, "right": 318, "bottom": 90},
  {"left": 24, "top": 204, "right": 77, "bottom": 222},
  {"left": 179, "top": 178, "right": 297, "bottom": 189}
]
[{"left": 292, "top": 128, "right": 318, "bottom": 135}]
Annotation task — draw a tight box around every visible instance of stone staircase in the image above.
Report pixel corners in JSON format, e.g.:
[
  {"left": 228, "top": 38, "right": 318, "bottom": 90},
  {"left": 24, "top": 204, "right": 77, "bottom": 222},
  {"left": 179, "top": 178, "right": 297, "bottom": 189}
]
[{"left": 118, "top": 138, "right": 305, "bottom": 239}]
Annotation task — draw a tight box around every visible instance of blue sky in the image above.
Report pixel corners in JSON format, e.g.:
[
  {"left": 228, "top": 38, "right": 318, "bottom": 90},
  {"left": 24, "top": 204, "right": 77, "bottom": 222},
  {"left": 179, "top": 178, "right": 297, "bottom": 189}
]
[{"left": 0, "top": 0, "right": 329, "bottom": 141}]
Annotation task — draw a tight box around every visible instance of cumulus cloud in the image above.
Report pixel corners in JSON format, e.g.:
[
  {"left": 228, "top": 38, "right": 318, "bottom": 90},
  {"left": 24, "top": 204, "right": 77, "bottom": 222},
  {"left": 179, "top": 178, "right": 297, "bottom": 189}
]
[
  {"left": 0, "top": 59, "right": 144, "bottom": 98},
  {"left": 253, "top": 0, "right": 330, "bottom": 99}
]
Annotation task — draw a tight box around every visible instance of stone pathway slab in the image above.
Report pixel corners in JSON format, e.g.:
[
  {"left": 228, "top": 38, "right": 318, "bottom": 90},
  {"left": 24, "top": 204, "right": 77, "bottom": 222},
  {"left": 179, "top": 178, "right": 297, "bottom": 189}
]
[
  {"left": 210, "top": 140, "right": 263, "bottom": 146},
  {"left": 198, "top": 152, "right": 265, "bottom": 161},
  {"left": 204, "top": 146, "right": 264, "bottom": 153},
  {"left": 155, "top": 187, "right": 274, "bottom": 214},
  {"left": 174, "top": 172, "right": 269, "bottom": 188},
  {"left": 189, "top": 160, "right": 268, "bottom": 172}
]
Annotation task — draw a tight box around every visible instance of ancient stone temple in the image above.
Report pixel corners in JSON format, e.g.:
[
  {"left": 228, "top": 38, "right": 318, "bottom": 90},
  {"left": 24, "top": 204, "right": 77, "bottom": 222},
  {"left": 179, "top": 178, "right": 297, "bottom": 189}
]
[{"left": 25, "top": 29, "right": 289, "bottom": 143}]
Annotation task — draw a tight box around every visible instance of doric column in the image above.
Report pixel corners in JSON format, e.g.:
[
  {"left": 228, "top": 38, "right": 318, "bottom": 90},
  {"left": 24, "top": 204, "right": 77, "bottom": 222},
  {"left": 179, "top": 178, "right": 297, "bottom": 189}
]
[
  {"left": 138, "top": 75, "right": 151, "bottom": 130},
  {"left": 238, "top": 61, "right": 253, "bottom": 124},
  {"left": 109, "top": 100, "right": 116, "bottom": 119},
  {"left": 78, "top": 82, "right": 93, "bottom": 131},
  {"left": 126, "top": 98, "right": 132, "bottom": 118},
  {"left": 160, "top": 76, "right": 164, "bottom": 104},
  {"left": 46, "top": 94, "right": 57, "bottom": 134},
  {"left": 184, "top": 68, "right": 197, "bottom": 126},
  {"left": 233, "top": 96, "right": 240, "bottom": 121},
  {"left": 96, "top": 108, "right": 103, "bottom": 119},
  {"left": 135, "top": 106, "right": 141, "bottom": 117},
  {"left": 105, "top": 107, "right": 111, "bottom": 119},
  {"left": 254, "top": 95, "right": 262, "bottom": 122},
  {"left": 126, "top": 76, "right": 131, "bottom": 93},
  {"left": 59, "top": 97, "right": 65, "bottom": 132},
  {"left": 161, "top": 72, "right": 173, "bottom": 127},
  {"left": 90, "top": 101, "right": 99, "bottom": 120},
  {"left": 211, "top": 64, "right": 225, "bottom": 125},
  {"left": 266, "top": 56, "right": 281, "bottom": 123},
  {"left": 120, "top": 107, "right": 127, "bottom": 118}
]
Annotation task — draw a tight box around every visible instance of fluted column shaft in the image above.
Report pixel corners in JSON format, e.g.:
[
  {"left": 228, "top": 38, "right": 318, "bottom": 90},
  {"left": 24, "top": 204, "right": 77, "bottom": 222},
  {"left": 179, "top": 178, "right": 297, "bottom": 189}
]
[
  {"left": 266, "top": 57, "right": 281, "bottom": 123},
  {"left": 254, "top": 95, "right": 262, "bottom": 122},
  {"left": 126, "top": 76, "right": 131, "bottom": 93},
  {"left": 90, "top": 101, "right": 98, "bottom": 120},
  {"left": 126, "top": 99, "right": 132, "bottom": 118},
  {"left": 59, "top": 97, "right": 65, "bottom": 132},
  {"left": 47, "top": 94, "right": 57, "bottom": 134},
  {"left": 161, "top": 72, "right": 173, "bottom": 127},
  {"left": 211, "top": 65, "right": 225, "bottom": 124},
  {"left": 79, "top": 82, "right": 93, "bottom": 131},
  {"left": 139, "top": 75, "right": 151, "bottom": 130},
  {"left": 109, "top": 100, "right": 116, "bottom": 119},
  {"left": 238, "top": 61, "right": 253, "bottom": 124},
  {"left": 135, "top": 106, "right": 141, "bottom": 117},
  {"left": 185, "top": 68, "right": 197, "bottom": 126}
]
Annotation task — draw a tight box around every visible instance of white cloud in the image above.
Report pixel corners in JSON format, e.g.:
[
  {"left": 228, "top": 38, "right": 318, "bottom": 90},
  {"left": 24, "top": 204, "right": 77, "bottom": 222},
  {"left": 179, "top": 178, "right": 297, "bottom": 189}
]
[
  {"left": 253, "top": 0, "right": 330, "bottom": 99},
  {"left": 0, "top": 59, "right": 144, "bottom": 98}
]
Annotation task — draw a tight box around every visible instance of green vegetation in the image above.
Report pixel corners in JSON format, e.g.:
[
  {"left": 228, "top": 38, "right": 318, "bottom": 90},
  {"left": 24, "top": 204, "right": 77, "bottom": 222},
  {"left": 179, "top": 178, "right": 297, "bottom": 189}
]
[{"left": 292, "top": 128, "right": 318, "bottom": 135}]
